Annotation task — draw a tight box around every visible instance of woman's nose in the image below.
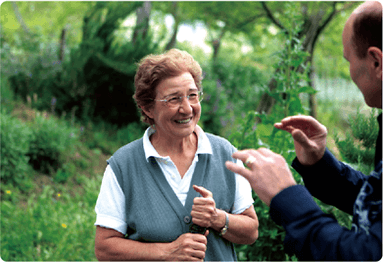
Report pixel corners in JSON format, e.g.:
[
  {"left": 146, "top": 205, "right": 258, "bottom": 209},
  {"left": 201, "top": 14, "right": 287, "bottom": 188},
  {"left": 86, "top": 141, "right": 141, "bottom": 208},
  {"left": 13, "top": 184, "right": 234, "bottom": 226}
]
[{"left": 178, "top": 97, "right": 193, "bottom": 114}]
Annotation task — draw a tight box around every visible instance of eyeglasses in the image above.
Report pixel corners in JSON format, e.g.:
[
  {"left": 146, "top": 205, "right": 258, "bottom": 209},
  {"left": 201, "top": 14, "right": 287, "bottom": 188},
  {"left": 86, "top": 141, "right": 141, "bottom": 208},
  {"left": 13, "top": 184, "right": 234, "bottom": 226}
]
[{"left": 153, "top": 91, "right": 203, "bottom": 108}]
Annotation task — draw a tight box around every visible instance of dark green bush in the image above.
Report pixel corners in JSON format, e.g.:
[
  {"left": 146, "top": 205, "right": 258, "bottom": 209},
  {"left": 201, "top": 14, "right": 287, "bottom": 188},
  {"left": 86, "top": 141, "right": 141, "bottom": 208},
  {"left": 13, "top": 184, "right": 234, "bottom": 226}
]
[
  {"left": 27, "top": 113, "right": 78, "bottom": 174},
  {"left": 1, "top": 77, "right": 15, "bottom": 114},
  {"left": 199, "top": 58, "right": 266, "bottom": 136},
  {"left": 230, "top": 112, "right": 298, "bottom": 261},
  {"left": 115, "top": 122, "right": 146, "bottom": 146},
  {"left": 335, "top": 108, "right": 380, "bottom": 173},
  {"left": 229, "top": 3, "right": 334, "bottom": 260},
  {"left": 6, "top": 2, "right": 160, "bottom": 128},
  {"left": 0, "top": 111, "right": 33, "bottom": 188}
]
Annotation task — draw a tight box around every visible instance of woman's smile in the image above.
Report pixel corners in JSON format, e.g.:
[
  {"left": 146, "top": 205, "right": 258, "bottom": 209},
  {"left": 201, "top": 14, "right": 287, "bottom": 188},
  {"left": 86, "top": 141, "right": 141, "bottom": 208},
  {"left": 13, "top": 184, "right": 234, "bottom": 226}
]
[
  {"left": 144, "top": 72, "right": 202, "bottom": 141},
  {"left": 175, "top": 117, "right": 193, "bottom": 124}
]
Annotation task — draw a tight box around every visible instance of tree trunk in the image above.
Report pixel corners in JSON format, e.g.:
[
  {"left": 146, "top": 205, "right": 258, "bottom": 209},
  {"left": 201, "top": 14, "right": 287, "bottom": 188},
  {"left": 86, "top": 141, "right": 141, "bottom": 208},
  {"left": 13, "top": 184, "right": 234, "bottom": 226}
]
[
  {"left": 59, "top": 28, "right": 67, "bottom": 61},
  {"left": 256, "top": 2, "right": 342, "bottom": 119},
  {"left": 164, "top": 2, "right": 179, "bottom": 51},
  {"left": 211, "top": 28, "right": 226, "bottom": 63},
  {"left": 132, "top": 1, "right": 152, "bottom": 45}
]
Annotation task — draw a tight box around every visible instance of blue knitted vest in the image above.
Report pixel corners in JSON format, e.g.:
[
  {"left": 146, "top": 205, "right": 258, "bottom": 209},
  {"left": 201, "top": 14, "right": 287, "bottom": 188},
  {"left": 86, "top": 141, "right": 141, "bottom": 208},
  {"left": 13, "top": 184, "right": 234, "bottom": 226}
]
[{"left": 108, "top": 133, "right": 238, "bottom": 261}]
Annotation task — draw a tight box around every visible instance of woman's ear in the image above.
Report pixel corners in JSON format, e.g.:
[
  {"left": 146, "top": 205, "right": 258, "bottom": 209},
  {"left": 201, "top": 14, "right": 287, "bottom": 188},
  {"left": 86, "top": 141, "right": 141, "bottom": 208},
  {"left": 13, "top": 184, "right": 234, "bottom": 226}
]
[
  {"left": 140, "top": 105, "right": 154, "bottom": 120},
  {"left": 368, "top": 47, "right": 382, "bottom": 79}
]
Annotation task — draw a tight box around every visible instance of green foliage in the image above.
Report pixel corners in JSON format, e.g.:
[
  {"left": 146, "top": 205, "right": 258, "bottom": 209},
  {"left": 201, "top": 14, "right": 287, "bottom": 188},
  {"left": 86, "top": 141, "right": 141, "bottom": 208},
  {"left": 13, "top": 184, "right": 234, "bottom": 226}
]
[
  {"left": 229, "top": 4, "right": 351, "bottom": 260},
  {"left": 1, "top": 184, "right": 99, "bottom": 261},
  {"left": 27, "top": 113, "right": 78, "bottom": 174},
  {"left": 198, "top": 55, "right": 267, "bottom": 135},
  {"left": 313, "top": 3, "right": 359, "bottom": 79},
  {"left": 0, "top": 77, "right": 15, "bottom": 113},
  {"left": 5, "top": 2, "right": 160, "bottom": 127},
  {"left": 0, "top": 111, "right": 33, "bottom": 190},
  {"left": 115, "top": 122, "right": 147, "bottom": 146},
  {"left": 81, "top": 121, "right": 146, "bottom": 155},
  {"left": 1, "top": 2, "right": 91, "bottom": 46},
  {"left": 334, "top": 108, "right": 380, "bottom": 173}
]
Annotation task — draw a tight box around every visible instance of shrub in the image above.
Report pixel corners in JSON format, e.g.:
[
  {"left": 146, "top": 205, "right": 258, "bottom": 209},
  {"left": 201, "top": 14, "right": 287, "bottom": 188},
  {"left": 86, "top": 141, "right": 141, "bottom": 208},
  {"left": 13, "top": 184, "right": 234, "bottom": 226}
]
[
  {"left": 199, "top": 57, "right": 266, "bottom": 136},
  {"left": 1, "top": 77, "right": 15, "bottom": 113},
  {"left": 115, "top": 122, "right": 146, "bottom": 146},
  {"left": 334, "top": 108, "right": 380, "bottom": 174},
  {"left": 0, "top": 111, "right": 33, "bottom": 189},
  {"left": 229, "top": 3, "right": 349, "bottom": 260},
  {"left": 27, "top": 113, "right": 78, "bottom": 174}
]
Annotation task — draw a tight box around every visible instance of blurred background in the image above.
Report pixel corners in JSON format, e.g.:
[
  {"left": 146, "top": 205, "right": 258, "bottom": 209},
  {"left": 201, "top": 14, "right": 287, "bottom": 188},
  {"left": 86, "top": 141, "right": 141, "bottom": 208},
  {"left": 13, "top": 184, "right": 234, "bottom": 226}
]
[{"left": 1, "top": 1, "right": 379, "bottom": 261}]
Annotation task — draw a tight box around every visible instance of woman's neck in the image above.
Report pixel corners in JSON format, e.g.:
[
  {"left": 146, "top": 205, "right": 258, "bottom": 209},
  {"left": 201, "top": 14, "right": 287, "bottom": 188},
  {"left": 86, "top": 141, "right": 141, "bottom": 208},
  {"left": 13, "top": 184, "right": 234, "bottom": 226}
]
[{"left": 150, "top": 130, "right": 198, "bottom": 157}]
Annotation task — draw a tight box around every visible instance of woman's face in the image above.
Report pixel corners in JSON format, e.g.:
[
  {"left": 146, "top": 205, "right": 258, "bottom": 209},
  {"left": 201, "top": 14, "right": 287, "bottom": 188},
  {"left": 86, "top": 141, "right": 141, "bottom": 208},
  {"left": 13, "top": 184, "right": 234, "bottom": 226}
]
[{"left": 145, "top": 72, "right": 201, "bottom": 140}]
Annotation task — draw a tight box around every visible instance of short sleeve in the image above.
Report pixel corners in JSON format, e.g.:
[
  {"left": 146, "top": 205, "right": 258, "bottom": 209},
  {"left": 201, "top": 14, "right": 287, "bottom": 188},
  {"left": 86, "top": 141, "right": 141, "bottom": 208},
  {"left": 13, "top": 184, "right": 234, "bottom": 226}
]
[
  {"left": 232, "top": 159, "right": 254, "bottom": 214},
  {"left": 94, "top": 165, "right": 127, "bottom": 235}
]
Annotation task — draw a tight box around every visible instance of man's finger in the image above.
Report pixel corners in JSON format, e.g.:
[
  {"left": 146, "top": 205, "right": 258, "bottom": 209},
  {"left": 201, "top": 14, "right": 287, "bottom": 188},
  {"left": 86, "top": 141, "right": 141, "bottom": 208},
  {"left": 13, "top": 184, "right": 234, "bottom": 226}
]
[
  {"left": 274, "top": 122, "right": 294, "bottom": 133},
  {"left": 291, "top": 129, "right": 312, "bottom": 148},
  {"left": 193, "top": 185, "right": 213, "bottom": 198},
  {"left": 231, "top": 150, "right": 253, "bottom": 163},
  {"left": 225, "top": 161, "right": 253, "bottom": 181}
]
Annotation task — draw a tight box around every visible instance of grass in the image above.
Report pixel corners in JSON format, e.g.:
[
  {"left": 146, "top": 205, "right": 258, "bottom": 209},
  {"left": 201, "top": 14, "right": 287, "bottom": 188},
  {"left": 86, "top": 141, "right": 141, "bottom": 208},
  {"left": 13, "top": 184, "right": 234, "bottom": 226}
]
[
  {"left": 0, "top": 76, "right": 374, "bottom": 261},
  {"left": 1, "top": 147, "right": 106, "bottom": 261},
  {"left": 1, "top": 103, "right": 109, "bottom": 261}
]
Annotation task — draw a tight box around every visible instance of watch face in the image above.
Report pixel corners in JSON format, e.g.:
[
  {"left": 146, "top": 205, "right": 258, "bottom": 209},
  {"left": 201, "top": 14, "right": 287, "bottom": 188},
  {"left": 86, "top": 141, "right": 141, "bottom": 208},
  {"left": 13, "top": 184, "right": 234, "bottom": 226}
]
[{"left": 220, "top": 226, "right": 228, "bottom": 236}]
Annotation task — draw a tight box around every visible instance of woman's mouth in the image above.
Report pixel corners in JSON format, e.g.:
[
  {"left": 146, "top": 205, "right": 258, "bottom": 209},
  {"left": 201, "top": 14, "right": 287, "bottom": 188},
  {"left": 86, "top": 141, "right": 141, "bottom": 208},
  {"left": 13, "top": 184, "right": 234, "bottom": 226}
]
[{"left": 175, "top": 118, "right": 192, "bottom": 124}]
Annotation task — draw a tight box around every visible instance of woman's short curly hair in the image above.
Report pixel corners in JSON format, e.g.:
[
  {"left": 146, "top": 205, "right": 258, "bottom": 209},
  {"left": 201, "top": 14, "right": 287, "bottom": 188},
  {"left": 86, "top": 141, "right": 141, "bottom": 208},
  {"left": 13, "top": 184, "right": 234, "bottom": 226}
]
[{"left": 133, "top": 49, "right": 203, "bottom": 125}]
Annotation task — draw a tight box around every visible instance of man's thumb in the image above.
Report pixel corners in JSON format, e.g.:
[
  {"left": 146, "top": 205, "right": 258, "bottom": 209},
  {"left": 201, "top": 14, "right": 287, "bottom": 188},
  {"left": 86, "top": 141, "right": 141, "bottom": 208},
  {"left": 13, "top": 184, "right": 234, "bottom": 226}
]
[{"left": 193, "top": 185, "right": 213, "bottom": 198}]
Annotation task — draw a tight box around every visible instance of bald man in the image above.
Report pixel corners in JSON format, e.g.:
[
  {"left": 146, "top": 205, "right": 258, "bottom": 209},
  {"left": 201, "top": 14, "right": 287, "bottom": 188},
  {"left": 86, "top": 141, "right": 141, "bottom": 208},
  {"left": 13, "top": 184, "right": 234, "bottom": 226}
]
[{"left": 226, "top": 1, "right": 382, "bottom": 260}]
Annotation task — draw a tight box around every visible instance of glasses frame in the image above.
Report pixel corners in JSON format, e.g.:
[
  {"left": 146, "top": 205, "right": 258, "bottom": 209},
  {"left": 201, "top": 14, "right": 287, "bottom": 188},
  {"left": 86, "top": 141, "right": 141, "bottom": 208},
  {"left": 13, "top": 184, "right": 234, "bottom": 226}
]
[{"left": 153, "top": 90, "right": 204, "bottom": 108}]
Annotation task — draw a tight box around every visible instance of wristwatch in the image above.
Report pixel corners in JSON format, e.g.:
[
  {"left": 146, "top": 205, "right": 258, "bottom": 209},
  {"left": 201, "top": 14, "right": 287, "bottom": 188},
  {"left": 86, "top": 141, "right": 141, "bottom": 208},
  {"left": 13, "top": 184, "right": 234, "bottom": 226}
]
[{"left": 219, "top": 211, "right": 229, "bottom": 236}]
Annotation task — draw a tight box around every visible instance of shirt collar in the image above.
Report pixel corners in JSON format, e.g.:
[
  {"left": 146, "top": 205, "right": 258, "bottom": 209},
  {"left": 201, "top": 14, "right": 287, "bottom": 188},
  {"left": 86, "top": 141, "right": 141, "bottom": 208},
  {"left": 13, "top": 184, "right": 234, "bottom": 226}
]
[{"left": 143, "top": 125, "right": 213, "bottom": 162}]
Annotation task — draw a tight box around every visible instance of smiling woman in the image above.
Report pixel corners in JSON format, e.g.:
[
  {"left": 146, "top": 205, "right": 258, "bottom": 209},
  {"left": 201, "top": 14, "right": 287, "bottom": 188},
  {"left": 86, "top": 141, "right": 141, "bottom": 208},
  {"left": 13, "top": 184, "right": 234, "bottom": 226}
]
[{"left": 94, "top": 48, "right": 259, "bottom": 261}]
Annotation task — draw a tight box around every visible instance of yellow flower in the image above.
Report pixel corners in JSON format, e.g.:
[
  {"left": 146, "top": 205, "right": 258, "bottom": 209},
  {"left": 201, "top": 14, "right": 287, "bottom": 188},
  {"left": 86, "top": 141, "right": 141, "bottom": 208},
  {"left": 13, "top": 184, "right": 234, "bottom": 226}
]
[
  {"left": 61, "top": 223, "right": 67, "bottom": 228},
  {"left": 57, "top": 193, "right": 61, "bottom": 197},
  {"left": 6, "top": 190, "right": 11, "bottom": 195}
]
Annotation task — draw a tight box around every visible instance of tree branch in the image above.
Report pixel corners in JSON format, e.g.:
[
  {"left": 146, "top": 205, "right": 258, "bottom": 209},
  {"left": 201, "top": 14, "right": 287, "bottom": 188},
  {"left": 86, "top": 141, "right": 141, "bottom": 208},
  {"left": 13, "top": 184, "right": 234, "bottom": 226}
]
[
  {"left": 261, "top": 2, "right": 285, "bottom": 31},
  {"left": 318, "top": 2, "right": 356, "bottom": 36},
  {"left": 233, "top": 14, "right": 264, "bottom": 31},
  {"left": 316, "top": 2, "right": 337, "bottom": 36},
  {"left": 12, "top": 2, "right": 30, "bottom": 35}
]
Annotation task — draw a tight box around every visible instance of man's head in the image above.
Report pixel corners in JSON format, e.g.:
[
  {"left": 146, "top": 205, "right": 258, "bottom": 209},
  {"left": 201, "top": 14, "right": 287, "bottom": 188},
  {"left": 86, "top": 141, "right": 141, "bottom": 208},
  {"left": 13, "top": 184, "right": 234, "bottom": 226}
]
[{"left": 342, "top": 1, "right": 382, "bottom": 108}]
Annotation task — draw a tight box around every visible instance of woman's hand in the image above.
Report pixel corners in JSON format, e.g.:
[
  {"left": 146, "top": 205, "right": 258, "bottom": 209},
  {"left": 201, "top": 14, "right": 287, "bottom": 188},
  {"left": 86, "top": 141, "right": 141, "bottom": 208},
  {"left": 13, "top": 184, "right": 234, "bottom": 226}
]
[
  {"left": 191, "top": 185, "right": 224, "bottom": 230},
  {"left": 164, "top": 232, "right": 208, "bottom": 261},
  {"left": 191, "top": 185, "right": 259, "bottom": 244}
]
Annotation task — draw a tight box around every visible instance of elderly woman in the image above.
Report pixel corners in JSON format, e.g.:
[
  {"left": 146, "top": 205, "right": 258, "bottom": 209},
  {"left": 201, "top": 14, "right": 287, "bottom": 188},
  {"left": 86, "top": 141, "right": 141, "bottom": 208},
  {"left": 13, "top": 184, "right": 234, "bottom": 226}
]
[{"left": 94, "top": 49, "right": 258, "bottom": 261}]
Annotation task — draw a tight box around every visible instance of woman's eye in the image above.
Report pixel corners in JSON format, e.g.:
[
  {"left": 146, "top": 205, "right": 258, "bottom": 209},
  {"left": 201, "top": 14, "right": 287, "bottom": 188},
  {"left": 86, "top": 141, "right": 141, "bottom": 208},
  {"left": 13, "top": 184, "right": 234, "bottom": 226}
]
[{"left": 168, "top": 97, "right": 179, "bottom": 102}]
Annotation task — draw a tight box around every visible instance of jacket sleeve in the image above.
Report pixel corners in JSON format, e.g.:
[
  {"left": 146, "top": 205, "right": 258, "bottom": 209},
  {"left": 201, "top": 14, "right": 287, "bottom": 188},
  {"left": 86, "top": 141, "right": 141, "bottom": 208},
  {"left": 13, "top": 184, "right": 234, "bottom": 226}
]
[
  {"left": 292, "top": 148, "right": 366, "bottom": 215},
  {"left": 269, "top": 185, "right": 382, "bottom": 261}
]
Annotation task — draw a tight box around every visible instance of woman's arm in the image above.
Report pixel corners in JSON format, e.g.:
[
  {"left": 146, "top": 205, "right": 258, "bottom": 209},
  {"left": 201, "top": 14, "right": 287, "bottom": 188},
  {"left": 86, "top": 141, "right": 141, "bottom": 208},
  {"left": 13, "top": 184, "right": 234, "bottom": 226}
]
[
  {"left": 95, "top": 226, "right": 208, "bottom": 261},
  {"left": 213, "top": 205, "right": 259, "bottom": 244}
]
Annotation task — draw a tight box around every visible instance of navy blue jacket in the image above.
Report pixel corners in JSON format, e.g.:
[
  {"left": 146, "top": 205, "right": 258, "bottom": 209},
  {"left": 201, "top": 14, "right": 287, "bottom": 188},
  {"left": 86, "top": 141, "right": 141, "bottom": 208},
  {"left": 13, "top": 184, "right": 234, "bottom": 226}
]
[{"left": 269, "top": 114, "right": 382, "bottom": 261}]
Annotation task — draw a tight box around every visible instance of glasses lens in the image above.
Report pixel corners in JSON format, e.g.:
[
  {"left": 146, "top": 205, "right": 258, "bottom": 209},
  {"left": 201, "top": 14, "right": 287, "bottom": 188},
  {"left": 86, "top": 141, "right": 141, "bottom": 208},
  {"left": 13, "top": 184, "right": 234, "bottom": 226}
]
[
  {"left": 166, "top": 91, "right": 203, "bottom": 108},
  {"left": 167, "top": 96, "right": 180, "bottom": 107}
]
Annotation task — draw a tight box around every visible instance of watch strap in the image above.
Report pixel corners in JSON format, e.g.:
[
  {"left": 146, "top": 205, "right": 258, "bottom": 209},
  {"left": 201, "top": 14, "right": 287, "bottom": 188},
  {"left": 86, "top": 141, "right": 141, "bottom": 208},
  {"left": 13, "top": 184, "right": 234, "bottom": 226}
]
[{"left": 219, "top": 211, "right": 229, "bottom": 236}]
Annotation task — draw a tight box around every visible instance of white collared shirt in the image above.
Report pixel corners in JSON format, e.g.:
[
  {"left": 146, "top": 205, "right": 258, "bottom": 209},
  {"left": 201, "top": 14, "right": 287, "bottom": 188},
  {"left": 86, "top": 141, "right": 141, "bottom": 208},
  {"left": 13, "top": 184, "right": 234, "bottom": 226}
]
[{"left": 95, "top": 126, "right": 254, "bottom": 235}]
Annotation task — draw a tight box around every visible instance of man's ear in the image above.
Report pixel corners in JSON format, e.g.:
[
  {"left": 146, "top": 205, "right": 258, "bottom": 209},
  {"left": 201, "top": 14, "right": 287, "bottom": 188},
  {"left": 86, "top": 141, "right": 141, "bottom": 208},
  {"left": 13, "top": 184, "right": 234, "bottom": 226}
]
[{"left": 368, "top": 47, "right": 382, "bottom": 79}]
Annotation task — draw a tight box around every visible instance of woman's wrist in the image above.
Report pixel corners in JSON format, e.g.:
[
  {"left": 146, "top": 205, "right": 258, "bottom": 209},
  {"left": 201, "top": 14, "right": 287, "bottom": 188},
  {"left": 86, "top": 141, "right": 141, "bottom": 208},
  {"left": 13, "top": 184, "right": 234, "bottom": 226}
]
[{"left": 211, "top": 209, "right": 227, "bottom": 232}]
